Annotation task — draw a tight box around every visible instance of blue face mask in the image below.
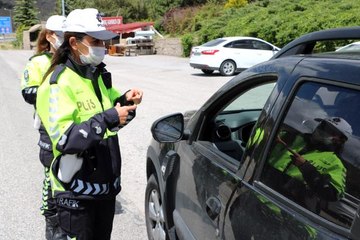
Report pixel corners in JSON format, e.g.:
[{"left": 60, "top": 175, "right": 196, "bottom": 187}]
[{"left": 78, "top": 42, "right": 105, "bottom": 66}]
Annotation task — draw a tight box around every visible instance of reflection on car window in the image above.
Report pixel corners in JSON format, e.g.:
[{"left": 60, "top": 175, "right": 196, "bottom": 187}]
[
  {"left": 261, "top": 81, "right": 360, "bottom": 229},
  {"left": 252, "top": 40, "right": 273, "bottom": 50}
]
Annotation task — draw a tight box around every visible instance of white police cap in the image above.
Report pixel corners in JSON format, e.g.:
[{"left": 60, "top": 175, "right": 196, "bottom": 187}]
[
  {"left": 64, "top": 8, "right": 117, "bottom": 40},
  {"left": 46, "top": 15, "right": 66, "bottom": 33}
]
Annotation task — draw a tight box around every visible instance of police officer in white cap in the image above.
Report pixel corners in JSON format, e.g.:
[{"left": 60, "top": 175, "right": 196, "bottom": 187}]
[
  {"left": 36, "top": 8, "right": 143, "bottom": 239},
  {"left": 21, "top": 14, "right": 68, "bottom": 240}
]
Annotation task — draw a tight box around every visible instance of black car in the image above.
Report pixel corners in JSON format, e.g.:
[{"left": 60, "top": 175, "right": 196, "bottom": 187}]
[{"left": 145, "top": 27, "right": 360, "bottom": 240}]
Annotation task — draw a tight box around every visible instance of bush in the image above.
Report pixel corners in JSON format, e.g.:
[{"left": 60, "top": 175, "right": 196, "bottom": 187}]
[
  {"left": 13, "top": 25, "right": 26, "bottom": 49},
  {"left": 181, "top": 33, "right": 193, "bottom": 57},
  {"left": 175, "top": 0, "right": 360, "bottom": 49}
]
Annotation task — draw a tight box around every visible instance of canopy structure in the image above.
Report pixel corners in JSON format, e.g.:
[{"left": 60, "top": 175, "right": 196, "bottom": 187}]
[{"left": 106, "top": 22, "right": 154, "bottom": 34}]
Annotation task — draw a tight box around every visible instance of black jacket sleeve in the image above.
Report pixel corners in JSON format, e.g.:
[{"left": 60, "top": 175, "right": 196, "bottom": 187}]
[
  {"left": 56, "top": 107, "right": 119, "bottom": 154},
  {"left": 22, "top": 86, "right": 38, "bottom": 105},
  {"left": 299, "top": 161, "right": 339, "bottom": 201}
]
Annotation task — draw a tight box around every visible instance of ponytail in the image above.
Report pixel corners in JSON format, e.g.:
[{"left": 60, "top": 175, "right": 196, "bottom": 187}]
[
  {"left": 42, "top": 32, "right": 86, "bottom": 84},
  {"left": 36, "top": 29, "right": 51, "bottom": 54}
]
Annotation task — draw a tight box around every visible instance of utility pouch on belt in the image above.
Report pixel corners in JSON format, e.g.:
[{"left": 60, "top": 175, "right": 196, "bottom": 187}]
[{"left": 58, "top": 154, "right": 83, "bottom": 183}]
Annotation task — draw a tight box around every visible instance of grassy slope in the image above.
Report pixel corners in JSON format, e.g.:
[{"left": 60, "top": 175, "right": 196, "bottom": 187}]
[{"left": 184, "top": 0, "right": 360, "bottom": 48}]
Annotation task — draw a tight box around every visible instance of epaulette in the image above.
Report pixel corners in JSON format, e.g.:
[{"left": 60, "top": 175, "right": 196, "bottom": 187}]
[{"left": 49, "top": 64, "right": 66, "bottom": 85}]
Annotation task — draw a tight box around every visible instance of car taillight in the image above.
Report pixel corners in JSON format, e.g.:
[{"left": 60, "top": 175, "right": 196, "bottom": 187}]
[{"left": 201, "top": 49, "right": 219, "bottom": 55}]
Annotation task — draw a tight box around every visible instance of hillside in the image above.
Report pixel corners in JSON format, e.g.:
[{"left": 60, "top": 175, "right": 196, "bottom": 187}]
[
  {"left": 0, "top": 0, "right": 55, "bottom": 21},
  {"left": 164, "top": 0, "right": 360, "bottom": 56}
]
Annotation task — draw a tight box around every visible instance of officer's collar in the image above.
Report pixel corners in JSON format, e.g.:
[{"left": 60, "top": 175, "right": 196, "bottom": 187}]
[
  {"left": 44, "top": 51, "right": 53, "bottom": 58},
  {"left": 65, "top": 56, "right": 106, "bottom": 80},
  {"left": 29, "top": 51, "right": 53, "bottom": 61}
]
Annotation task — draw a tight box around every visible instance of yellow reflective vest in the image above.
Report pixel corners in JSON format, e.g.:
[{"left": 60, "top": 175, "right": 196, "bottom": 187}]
[{"left": 37, "top": 58, "right": 125, "bottom": 199}]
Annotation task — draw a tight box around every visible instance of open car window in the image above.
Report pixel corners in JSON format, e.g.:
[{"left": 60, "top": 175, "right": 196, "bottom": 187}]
[{"left": 199, "top": 81, "right": 277, "bottom": 162}]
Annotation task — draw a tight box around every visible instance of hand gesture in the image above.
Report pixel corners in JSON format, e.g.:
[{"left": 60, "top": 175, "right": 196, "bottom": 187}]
[
  {"left": 125, "top": 89, "right": 143, "bottom": 105},
  {"left": 276, "top": 136, "right": 306, "bottom": 166},
  {"left": 114, "top": 103, "right": 137, "bottom": 125}
]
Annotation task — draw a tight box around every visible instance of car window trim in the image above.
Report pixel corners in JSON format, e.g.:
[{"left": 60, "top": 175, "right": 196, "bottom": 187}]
[
  {"left": 194, "top": 75, "right": 279, "bottom": 143},
  {"left": 194, "top": 141, "right": 240, "bottom": 173},
  {"left": 253, "top": 181, "right": 352, "bottom": 237}
]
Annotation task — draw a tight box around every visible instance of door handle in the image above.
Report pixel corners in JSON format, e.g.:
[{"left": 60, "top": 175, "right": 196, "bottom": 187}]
[{"left": 206, "top": 196, "right": 221, "bottom": 220}]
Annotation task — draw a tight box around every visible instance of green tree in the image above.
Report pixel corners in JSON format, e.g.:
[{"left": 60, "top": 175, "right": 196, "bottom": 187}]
[
  {"left": 13, "top": 0, "right": 39, "bottom": 28},
  {"left": 224, "top": 0, "right": 247, "bottom": 9},
  {"left": 55, "top": 0, "right": 94, "bottom": 15}
]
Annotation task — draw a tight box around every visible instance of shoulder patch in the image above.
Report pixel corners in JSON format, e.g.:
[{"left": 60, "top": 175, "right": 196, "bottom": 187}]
[{"left": 50, "top": 64, "right": 66, "bottom": 85}]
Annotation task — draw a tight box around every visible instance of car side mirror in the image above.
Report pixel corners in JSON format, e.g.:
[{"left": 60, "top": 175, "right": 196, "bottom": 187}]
[{"left": 151, "top": 113, "right": 184, "bottom": 143}]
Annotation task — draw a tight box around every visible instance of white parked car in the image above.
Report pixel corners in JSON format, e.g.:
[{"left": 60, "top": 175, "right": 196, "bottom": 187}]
[
  {"left": 336, "top": 41, "right": 360, "bottom": 52},
  {"left": 190, "top": 37, "right": 280, "bottom": 76}
]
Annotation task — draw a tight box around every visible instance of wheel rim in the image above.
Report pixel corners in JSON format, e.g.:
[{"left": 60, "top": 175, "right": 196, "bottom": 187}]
[
  {"left": 222, "top": 61, "right": 235, "bottom": 75},
  {"left": 148, "top": 189, "right": 166, "bottom": 240}
]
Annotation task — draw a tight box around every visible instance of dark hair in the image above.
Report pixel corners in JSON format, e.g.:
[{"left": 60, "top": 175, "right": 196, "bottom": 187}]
[
  {"left": 42, "top": 32, "right": 86, "bottom": 83},
  {"left": 36, "top": 29, "right": 52, "bottom": 54}
]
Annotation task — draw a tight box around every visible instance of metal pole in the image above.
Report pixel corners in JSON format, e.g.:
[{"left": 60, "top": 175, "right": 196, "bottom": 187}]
[{"left": 62, "top": 0, "right": 65, "bottom": 16}]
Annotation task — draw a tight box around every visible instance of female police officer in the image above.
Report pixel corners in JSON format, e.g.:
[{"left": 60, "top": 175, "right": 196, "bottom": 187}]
[
  {"left": 20, "top": 15, "right": 67, "bottom": 239},
  {"left": 36, "top": 8, "right": 143, "bottom": 239}
]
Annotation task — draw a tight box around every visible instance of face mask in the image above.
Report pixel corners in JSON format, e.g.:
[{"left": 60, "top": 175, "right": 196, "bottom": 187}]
[
  {"left": 322, "top": 137, "right": 333, "bottom": 145},
  {"left": 50, "top": 34, "right": 63, "bottom": 50},
  {"left": 78, "top": 42, "right": 105, "bottom": 66}
]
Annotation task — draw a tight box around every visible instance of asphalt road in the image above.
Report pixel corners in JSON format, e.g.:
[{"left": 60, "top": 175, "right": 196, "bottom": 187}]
[{"left": 0, "top": 50, "right": 231, "bottom": 239}]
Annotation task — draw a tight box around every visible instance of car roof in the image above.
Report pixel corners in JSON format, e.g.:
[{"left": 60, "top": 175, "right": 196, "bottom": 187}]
[
  {"left": 272, "top": 26, "right": 360, "bottom": 59},
  {"left": 219, "top": 36, "right": 266, "bottom": 42},
  {"left": 226, "top": 54, "right": 360, "bottom": 91}
]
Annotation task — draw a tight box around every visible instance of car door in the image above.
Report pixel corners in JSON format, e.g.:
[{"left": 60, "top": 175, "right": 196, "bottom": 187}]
[
  {"left": 223, "top": 40, "right": 255, "bottom": 69},
  {"left": 250, "top": 39, "right": 278, "bottom": 63},
  {"left": 223, "top": 79, "right": 360, "bottom": 240},
  {"left": 173, "top": 77, "right": 278, "bottom": 240}
]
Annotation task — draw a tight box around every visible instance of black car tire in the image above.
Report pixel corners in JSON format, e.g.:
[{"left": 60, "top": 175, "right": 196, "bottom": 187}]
[
  {"left": 145, "top": 174, "right": 168, "bottom": 240},
  {"left": 220, "top": 60, "right": 236, "bottom": 76},
  {"left": 201, "top": 69, "right": 214, "bottom": 75}
]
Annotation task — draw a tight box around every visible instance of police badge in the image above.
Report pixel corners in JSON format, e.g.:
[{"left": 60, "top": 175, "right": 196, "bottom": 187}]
[{"left": 24, "top": 69, "right": 29, "bottom": 82}]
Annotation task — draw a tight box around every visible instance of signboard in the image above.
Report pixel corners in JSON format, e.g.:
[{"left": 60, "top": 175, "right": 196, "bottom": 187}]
[
  {"left": 102, "top": 16, "right": 123, "bottom": 28},
  {"left": 0, "top": 16, "right": 12, "bottom": 34}
]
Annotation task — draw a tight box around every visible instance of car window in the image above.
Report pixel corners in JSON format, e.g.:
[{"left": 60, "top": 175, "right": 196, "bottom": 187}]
[
  {"left": 202, "top": 38, "right": 226, "bottom": 47},
  {"left": 224, "top": 40, "right": 253, "bottom": 49},
  {"left": 251, "top": 40, "right": 273, "bottom": 50},
  {"left": 261, "top": 81, "right": 360, "bottom": 229},
  {"left": 200, "top": 81, "right": 276, "bottom": 162}
]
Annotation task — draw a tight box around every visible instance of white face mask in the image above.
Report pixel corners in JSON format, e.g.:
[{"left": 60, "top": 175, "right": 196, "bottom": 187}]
[
  {"left": 78, "top": 41, "right": 105, "bottom": 66},
  {"left": 50, "top": 34, "right": 63, "bottom": 50}
]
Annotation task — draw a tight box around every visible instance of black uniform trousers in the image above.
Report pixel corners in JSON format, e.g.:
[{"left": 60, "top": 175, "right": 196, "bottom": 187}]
[{"left": 56, "top": 197, "right": 116, "bottom": 240}]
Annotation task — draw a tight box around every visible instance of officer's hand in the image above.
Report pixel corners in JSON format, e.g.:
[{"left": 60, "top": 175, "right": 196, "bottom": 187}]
[
  {"left": 114, "top": 103, "right": 137, "bottom": 125},
  {"left": 290, "top": 154, "right": 306, "bottom": 167},
  {"left": 126, "top": 89, "right": 143, "bottom": 105}
]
